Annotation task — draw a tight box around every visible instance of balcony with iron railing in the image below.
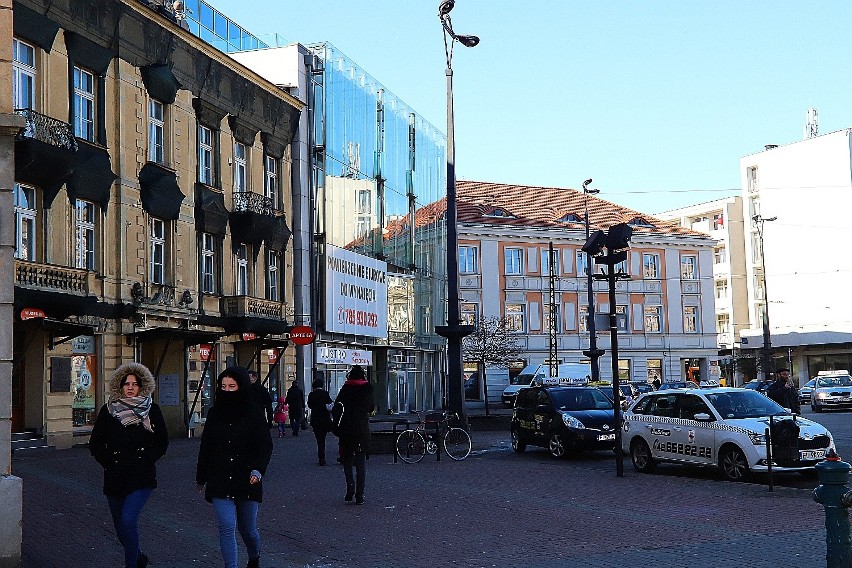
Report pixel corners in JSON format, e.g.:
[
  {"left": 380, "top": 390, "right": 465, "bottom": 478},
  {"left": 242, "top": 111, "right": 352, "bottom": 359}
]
[
  {"left": 15, "top": 108, "right": 78, "bottom": 151},
  {"left": 233, "top": 191, "right": 275, "bottom": 217},
  {"left": 221, "top": 295, "right": 286, "bottom": 320}
]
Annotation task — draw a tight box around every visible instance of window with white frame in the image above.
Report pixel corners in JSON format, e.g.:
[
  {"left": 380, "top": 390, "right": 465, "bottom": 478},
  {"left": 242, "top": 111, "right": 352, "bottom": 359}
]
[
  {"left": 13, "top": 39, "right": 35, "bottom": 110},
  {"left": 712, "top": 213, "right": 724, "bottom": 230},
  {"left": 680, "top": 254, "right": 698, "bottom": 280},
  {"left": 541, "top": 249, "right": 560, "bottom": 276},
  {"left": 749, "top": 196, "right": 761, "bottom": 226},
  {"left": 198, "top": 125, "right": 214, "bottom": 185},
  {"left": 458, "top": 246, "right": 478, "bottom": 274},
  {"left": 460, "top": 302, "right": 478, "bottom": 326},
  {"left": 644, "top": 305, "right": 662, "bottom": 333},
  {"left": 505, "top": 303, "right": 526, "bottom": 333},
  {"left": 647, "top": 359, "right": 662, "bottom": 383},
  {"left": 148, "top": 99, "right": 165, "bottom": 164},
  {"left": 267, "top": 250, "right": 280, "bottom": 301},
  {"left": 751, "top": 233, "right": 763, "bottom": 264},
  {"left": 684, "top": 305, "right": 699, "bottom": 333},
  {"left": 234, "top": 142, "right": 247, "bottom": 193},
  {"left": 236, "top": 244, "right": 249, "bottom": 295},
  {"left": 543, "top": 302, "right": 561, "bottom": 333},
  {"left": 201, "top": 232, "right": 216, "bottom": 294},
  {"left": 643, "top": 253, "right": 660, "bottom": 279},
  {"left": 579, "top": 304, "right": 589, "bottom": 332},
  {"left": 504, "top": 248, "right": 523, "bottom": 275},
  {"left": 264, "top": 155, "right": 279, "bottom": 208},
  {"left": 716, "top": 314, "right": 730, "bottom": 335},
  {"left": 615, "top": 258, "right": 628, "bottom": 274},
  {"left": 714, "top": 246, "right": 727, "bottom": 265},
  {"left": 576, "top": 251, "right": 589, "bottom": 276},
  {"left": 150, "top": 217, "right": 166, "bottom": 284},
  {"left": 616, "top": 305, "right": 629, "bottom": 332},
  {"left": 75, "top": 199, "right": 96, "bottom": 270},
  {"left": 747, "top": 166, "right": 759, "bottom": 194},
  {"left": 13, "top": 183, "right": 36, "bottom": 261},
  {"left": 715, "top": 280, "right": 728, "bottom": 300},
  {"left": 73, "top": 66, "right": 95, "bottom": 141}
]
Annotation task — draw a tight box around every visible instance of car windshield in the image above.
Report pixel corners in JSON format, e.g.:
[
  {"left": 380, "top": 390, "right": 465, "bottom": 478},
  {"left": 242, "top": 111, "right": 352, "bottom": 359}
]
[
  {"left": 816, "top": 376, "right": 852, "bottom": 388},
  {"left": 550, "top": 389, "right": 613, "bottom": 411},
  {"left": 705, "top": 390, "right": 786, "bottom": 419},
  {"left": 511, "top": 374, "right": 535, "bottom": 386}
]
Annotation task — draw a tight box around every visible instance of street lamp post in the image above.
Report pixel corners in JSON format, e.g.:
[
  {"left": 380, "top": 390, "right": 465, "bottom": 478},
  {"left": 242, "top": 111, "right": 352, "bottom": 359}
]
[
  {"left": 753, "top": 214, "right": 777, "bottom": 381},
  {"left": 435, "top": 1, "right": 478, "bottom": 427},
  {"left": 581, "top": 179, "right": 604, "bottom": 383}
]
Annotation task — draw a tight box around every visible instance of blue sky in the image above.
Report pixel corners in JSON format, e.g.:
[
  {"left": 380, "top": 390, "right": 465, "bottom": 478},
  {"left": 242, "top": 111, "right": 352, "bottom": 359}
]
[{"left": 208, "top": 0, "right": 852, "bottom": 213}]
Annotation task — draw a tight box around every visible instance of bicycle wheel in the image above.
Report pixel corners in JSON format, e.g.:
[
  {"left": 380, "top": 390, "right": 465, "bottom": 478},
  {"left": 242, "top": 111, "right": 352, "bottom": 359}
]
[
  {"left": 443, "top": 427, "right": 472, "bottom": 461},
  {"left": 396, "top": 430, "right": 426, "bottom": 463}
]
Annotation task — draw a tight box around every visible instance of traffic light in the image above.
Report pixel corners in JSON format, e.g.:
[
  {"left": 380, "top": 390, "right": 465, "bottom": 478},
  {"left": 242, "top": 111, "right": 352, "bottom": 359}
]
[{"left": 581, "top": 230, "right": 607, "bottom": 257}]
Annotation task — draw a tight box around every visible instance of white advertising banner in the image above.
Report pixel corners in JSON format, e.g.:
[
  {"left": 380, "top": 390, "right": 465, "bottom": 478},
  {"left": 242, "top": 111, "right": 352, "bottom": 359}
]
[
  {"left": 325, "top": 244, "right": 388, "bottom": 338},
  {"left": 316, "top": 346, "right": 373, "bottom": 366}
]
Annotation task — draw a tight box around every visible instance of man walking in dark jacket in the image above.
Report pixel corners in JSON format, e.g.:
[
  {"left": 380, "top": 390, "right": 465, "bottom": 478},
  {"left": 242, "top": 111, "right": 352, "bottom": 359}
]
[
  {"left": 285, "top": 381, "right": 305, "bottom": 436},
  {"left": 248, "top": 370, "right": 274, "bottom": 427},
  {"left": 766, "top": 368, "right": 801, "bottom": 414}
]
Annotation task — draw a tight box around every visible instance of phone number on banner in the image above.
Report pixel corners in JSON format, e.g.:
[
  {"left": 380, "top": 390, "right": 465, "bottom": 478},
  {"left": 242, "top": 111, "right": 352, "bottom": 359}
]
[{"left": 337, "top": 307, "right": 379, "bottom": 328}]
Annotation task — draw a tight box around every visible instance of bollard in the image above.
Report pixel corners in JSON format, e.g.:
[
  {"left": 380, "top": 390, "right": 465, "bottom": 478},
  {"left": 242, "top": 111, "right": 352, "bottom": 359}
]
[{"left": 813, "top": 448, "right": 852, "bottom": 568}]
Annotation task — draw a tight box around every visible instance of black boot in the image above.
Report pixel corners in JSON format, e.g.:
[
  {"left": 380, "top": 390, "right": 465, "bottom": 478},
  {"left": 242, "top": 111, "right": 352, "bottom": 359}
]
[
  {"left": 355, "top": 494, "right": 364, "bottom": 505},
  {"left": 137, "top": 553, "right": 149, "bottom": 568},
  {"left": 246, "top": 557, "right": 259, "bottom": 568},
  {"left": 344, "top": 484, "right": 355, "bottom": 502}
]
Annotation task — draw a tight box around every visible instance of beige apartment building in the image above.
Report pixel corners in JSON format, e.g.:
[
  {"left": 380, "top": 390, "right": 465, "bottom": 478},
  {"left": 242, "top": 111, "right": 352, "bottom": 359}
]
[
  {"left": 451, "top": 181, "right": 720, "bottom": 405},
  {"left": 11, "top": 0, "right": 301, "bottom": 449}
]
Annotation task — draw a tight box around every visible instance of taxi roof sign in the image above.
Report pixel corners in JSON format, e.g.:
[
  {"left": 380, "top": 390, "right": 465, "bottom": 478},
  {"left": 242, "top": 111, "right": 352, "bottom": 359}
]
[
  {"left": 817, "top": 370, "right": 850, "bottom": 376},
  {"left": 536, "top": 376, "right": 590, "bottom": 387}
]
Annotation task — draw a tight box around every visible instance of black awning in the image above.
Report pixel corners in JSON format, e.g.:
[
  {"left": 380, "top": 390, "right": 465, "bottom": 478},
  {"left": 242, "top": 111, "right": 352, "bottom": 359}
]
[
  {"left": 132, "top": 326, "right": 222, "bottom": 346},
  {"left": 193, "top": 98, "right": 228, "bottom": 128},
  {"left": 228, "top": 116, "right": 260, "bottom": 146},
  {"left": 20, "top": 317, "right": 97, "bottom": 349},
  {"left": 234, "top": 336, "right": 291, "bottom": 350},
  {"left": 195, "top": 183, "right": 229, "bottom": 236},
  {"left": 265, "top": 216, "right": 292, "bottom": 252},
  {"left": 14, "top": 286, "right": 99, "bottom": 319},
  {"left": 14, "top": 138, "right": 75, "bottom": 208},
  {"left": 63, "top": 31, "right": 116, "bottom": 75},
  {"left": 13, "top": 2, "right": 60, "bottom": 52},
  {"left": 222, "top": 316, "right": 290, "bottom": 336},
  {"left": 229, "top": 211, "right": 277, "bottom": 246},
  {"left": 66, "top": 141, "right": 117, "bottom": 211},
  {"left": 141, "top": 64, "right": 181, "bottom": 105},
  {"left": 139, "top": 162, "right": 185, "bottom": 220}
]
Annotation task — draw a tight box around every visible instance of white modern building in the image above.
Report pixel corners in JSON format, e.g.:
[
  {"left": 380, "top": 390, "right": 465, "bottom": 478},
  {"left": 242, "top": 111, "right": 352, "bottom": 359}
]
[{"left": 739, "top": 129, "right": 852, "bottom": 385}]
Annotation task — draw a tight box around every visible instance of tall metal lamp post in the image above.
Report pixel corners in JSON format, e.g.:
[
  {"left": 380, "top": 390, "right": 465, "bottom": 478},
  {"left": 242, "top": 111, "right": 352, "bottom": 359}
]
[
  {"left": 581, "top": 179, "right": 604, "bottom": 383},
  {"left": 753, "top": 214, "right": 777, "bottom": 381},
  {"left": 435, "top": 0, "right": 478, "bottom": 427}
]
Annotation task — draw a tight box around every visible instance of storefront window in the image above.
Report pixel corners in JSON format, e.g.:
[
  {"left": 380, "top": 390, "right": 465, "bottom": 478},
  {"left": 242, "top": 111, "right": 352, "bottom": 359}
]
[
  {"left": 647, "top": 359, "right": 662, "bottom": 384},
  {"left": 618, "top": 359, "right": 631, "bottom": 382},
  {"left": 464, "top": 362, "right": 480, "bottom": 401},
  {"left": 71, "top": 353, "right": 97, "bottom": 428}
]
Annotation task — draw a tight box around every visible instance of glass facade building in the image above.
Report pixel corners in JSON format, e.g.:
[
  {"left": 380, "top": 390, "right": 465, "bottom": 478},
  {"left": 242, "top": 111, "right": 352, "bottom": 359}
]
[{"left": 182, "top": 0, "right": 279, "bottom": 53}]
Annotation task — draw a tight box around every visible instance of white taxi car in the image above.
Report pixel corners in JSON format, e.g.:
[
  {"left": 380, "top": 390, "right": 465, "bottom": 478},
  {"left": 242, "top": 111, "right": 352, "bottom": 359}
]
[
  {"left": 810, "top": 370, "right": 852, "bottom": 412},
  {"left": 622, "top": 387, "right": 834, "bottom": 481}
]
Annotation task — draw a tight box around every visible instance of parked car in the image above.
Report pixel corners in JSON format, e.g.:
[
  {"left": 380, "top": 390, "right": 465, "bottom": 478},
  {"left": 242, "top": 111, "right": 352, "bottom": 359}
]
[
  {"left": 811, "top": 371, "right": 852, "bottom": 412},
  {"left": 634, "top": 383, "right": 655, "bottom": 395},
  {"left": 799, "top": 379, "right": 816, "bottom": 404},
  {"left": 502, "top": 362, "right": 591, "bottom": 407},
  {"left": 622, "top": 387, "right": 834, "bottom": 481},
  {"left": 657, "top": 381, "right": 692, "bottom": 390},
  {"left": 511, "top": 385, "right": 616, "bottom": 458},
  {"left": 743, "top": 378, "right": 773, "bottom": 394}
]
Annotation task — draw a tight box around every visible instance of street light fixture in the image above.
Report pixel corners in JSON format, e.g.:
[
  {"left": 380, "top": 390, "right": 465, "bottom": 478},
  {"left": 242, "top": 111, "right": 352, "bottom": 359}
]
[
  {"left": 435, "top": 1, "right": 478, "bottom": 427},
  {"left": 581, "top": 179, "right": 604, "bottom": 384},
  {"left": 752, "top": 214, "right": 777, "bottom": 381}
]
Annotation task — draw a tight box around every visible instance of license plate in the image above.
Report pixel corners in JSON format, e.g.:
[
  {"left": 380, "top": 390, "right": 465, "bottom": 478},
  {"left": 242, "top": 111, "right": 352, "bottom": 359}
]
[
  {"left": 800, "top": 449, "right": 825, "bottom": 460},
  {"left": 598, "top": 433, "right": 615, "bottom": 441}
]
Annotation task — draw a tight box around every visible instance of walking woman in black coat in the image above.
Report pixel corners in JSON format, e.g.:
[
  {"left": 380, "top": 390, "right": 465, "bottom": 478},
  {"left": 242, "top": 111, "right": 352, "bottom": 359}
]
[
  {"left": 89, "top": 362, "right": 169, "bottom": 568},
  {"left": 306, "top": 377, "right": 333, "bottom": 465},
  {"left": 334, "top": 365, "right": 374, "bottom": 504},
  {"left": 196, "top": 366, "right": 273, "bottom": 568}
]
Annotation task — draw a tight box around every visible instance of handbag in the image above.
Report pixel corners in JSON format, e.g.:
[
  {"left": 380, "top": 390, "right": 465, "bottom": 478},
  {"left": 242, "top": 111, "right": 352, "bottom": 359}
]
[
  {"left": 300, "top": 412, "right": 309, "bottom": 430},
  {"left": 330, "top": 402, "right": 345, "bottom": 437}
]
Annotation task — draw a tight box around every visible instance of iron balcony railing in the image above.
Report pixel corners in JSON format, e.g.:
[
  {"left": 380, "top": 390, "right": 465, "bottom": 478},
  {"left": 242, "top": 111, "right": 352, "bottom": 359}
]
[
  {"left": 233, "top": 191, "right": 275, "bottom": 216},
  {"left": 14, "top": 108, "right": 78, "bottom": 151}
]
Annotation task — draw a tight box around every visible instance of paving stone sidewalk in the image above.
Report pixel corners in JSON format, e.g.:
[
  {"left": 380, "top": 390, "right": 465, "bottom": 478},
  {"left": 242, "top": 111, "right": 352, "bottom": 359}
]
[{"left": 14, "top": 420, "right": 830, "bottom": 568}]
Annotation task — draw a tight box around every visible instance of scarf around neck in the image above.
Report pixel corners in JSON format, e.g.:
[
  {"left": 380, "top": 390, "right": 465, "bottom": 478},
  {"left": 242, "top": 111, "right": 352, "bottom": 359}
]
[{"left": 108, "top": 396, "right": 154, "bottom": 432}]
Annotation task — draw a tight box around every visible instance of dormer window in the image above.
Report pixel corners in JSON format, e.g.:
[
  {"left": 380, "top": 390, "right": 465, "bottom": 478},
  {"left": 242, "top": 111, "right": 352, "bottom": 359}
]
[
  {"left": 483, "top": 208, "right": 515, "bottom": 219},
  {"left": 558, "top": 212, "right": 584, "bottom": 223},
  {"left": 628, "top": 216, "right": 656, "bottom": 228}
]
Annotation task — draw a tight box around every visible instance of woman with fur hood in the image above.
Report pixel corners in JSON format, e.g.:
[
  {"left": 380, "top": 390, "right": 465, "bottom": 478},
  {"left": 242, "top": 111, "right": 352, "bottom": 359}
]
[{"left": 89, "top": 361, "right": 169, "bottom": 568}]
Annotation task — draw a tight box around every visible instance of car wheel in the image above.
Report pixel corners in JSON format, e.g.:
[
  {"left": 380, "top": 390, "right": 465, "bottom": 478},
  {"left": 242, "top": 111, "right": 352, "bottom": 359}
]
[
  {"left": 630, "top": 438, "right": 657, "bottom": 473},
  {"left": 548, "top": 432, "right": 567, "bottom": 459},
  {"left": 811, "top": 404, "right": 822, "bottom": 413},
  {"left": 511, "top": 428, "right": 526, "bottom": 453},
  {"left": 719, "top": 446, "right": 750, "bottom": 481}
]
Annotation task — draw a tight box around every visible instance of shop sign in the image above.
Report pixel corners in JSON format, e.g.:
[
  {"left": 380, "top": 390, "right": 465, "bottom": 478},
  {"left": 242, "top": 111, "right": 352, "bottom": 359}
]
[
  {"left": 242, "top": 332, "right": 257, "bottom": 341},
  {"left": 316, "top": 346, "right": 373, "bottom": 366},
  {"left": 20, "top": 307, "right": 45, "bottom": 320},
  {"left": 198, "top": 344, "right": 215, "bottom": 361},
  {"left": 268, "top": 349, "right": 278, "bottom": 364},
  {"left": 324, "top": 244, "right": 388, "bottom": 339},
  {"left": 290, "top": 325, "right": 316, "bottom": 345},
  {"left": 72, "top": 336, "right": 96, "bottom": 354}
]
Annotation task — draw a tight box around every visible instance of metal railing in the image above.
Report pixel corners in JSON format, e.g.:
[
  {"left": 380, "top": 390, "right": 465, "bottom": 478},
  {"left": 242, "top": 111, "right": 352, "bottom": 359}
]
[
  {"left": 233, "top": 191, "right": 275, "bottom": 216},
  {"left": 221, "top": 295, "right": 285, "bottom": 319},
  {"left": 14, "top": 108, "right": 78, "bottom": 151}
]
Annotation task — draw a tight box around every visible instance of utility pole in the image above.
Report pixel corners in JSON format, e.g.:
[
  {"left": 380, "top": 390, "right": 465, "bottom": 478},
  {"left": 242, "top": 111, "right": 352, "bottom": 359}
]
[
  {"left": 753, "top": 214, "right": 776, "bottom": 381},
  {"left": 581, "top": 179, "right": 604, "bottom": 382}
]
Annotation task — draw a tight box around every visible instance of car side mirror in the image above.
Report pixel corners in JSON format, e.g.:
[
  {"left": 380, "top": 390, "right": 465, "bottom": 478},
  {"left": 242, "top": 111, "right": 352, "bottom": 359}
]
[{"left": 693, "top": 413, "right": 712, "bottom": 421}]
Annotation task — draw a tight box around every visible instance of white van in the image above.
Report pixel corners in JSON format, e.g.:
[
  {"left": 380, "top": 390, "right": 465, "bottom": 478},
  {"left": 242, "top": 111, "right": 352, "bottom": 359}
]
[{"left": 501, "top": 363, "right": 592, "bottom": 406}]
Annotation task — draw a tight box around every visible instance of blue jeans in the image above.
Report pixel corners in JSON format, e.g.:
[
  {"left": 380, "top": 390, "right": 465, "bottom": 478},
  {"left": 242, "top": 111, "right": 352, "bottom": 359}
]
[
  {"left": 106, "top": 488, "right": 153, "bottom": 568},
  {"left": 212, "top": 498, "right": 260, "bottom": 568}
]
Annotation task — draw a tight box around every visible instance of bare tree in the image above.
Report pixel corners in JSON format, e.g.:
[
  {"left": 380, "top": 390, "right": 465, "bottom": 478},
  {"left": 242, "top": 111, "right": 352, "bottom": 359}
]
[{"left": 463, "top": 316, "right": 524, "bottom": 415}]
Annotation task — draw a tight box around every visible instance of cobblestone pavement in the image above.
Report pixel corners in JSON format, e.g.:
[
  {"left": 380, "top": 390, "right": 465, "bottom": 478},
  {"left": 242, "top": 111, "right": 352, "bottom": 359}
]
[{"left": 14, "top": 420, "right": 830, "bottom": 568}]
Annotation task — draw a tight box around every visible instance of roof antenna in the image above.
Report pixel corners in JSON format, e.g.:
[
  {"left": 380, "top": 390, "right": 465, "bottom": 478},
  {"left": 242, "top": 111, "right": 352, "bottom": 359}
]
[{"left": 804, "top": 107, "right": 818, "bottom": 140}]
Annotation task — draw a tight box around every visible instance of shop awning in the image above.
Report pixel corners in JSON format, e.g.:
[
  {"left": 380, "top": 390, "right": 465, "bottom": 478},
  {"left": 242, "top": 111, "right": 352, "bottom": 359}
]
[
  {"left": 21, "top": 317, "right": 97, "bottom": 349},
  {"left": 132, "top": 326, "right": 222, "bottom": 346}
]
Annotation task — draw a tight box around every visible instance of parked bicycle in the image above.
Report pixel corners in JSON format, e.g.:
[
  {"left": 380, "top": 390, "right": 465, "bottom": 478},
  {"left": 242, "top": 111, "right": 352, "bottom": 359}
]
[{"left": 396, "top": 410, "right": 471, "bottom": 463}]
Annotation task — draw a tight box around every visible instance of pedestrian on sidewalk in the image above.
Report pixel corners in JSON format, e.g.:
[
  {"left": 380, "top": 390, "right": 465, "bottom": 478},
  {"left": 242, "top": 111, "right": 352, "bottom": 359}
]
[
  {"left": 273, "top": 396, "right": 288, "bottom": 438},
  {"left": 89, "top": 362, "right": 169, "bottom": 568},
  {"left": 196, "top": 366, "right": 273, "bottom": 568},
  {"left": 284, "top": 380, "right": 305, "bottom": 436},
  {"left": 334, "top": 365, "right": 374, "bottom": 504},
  {"left": 248, "top": 370, "right": 274, "bottom": 428},
  {"left": 307, "top": 378, "right": 333, "bottom": 465},
  {"left": 766, "top": 368, "right": 801, "bottom": 414}
]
